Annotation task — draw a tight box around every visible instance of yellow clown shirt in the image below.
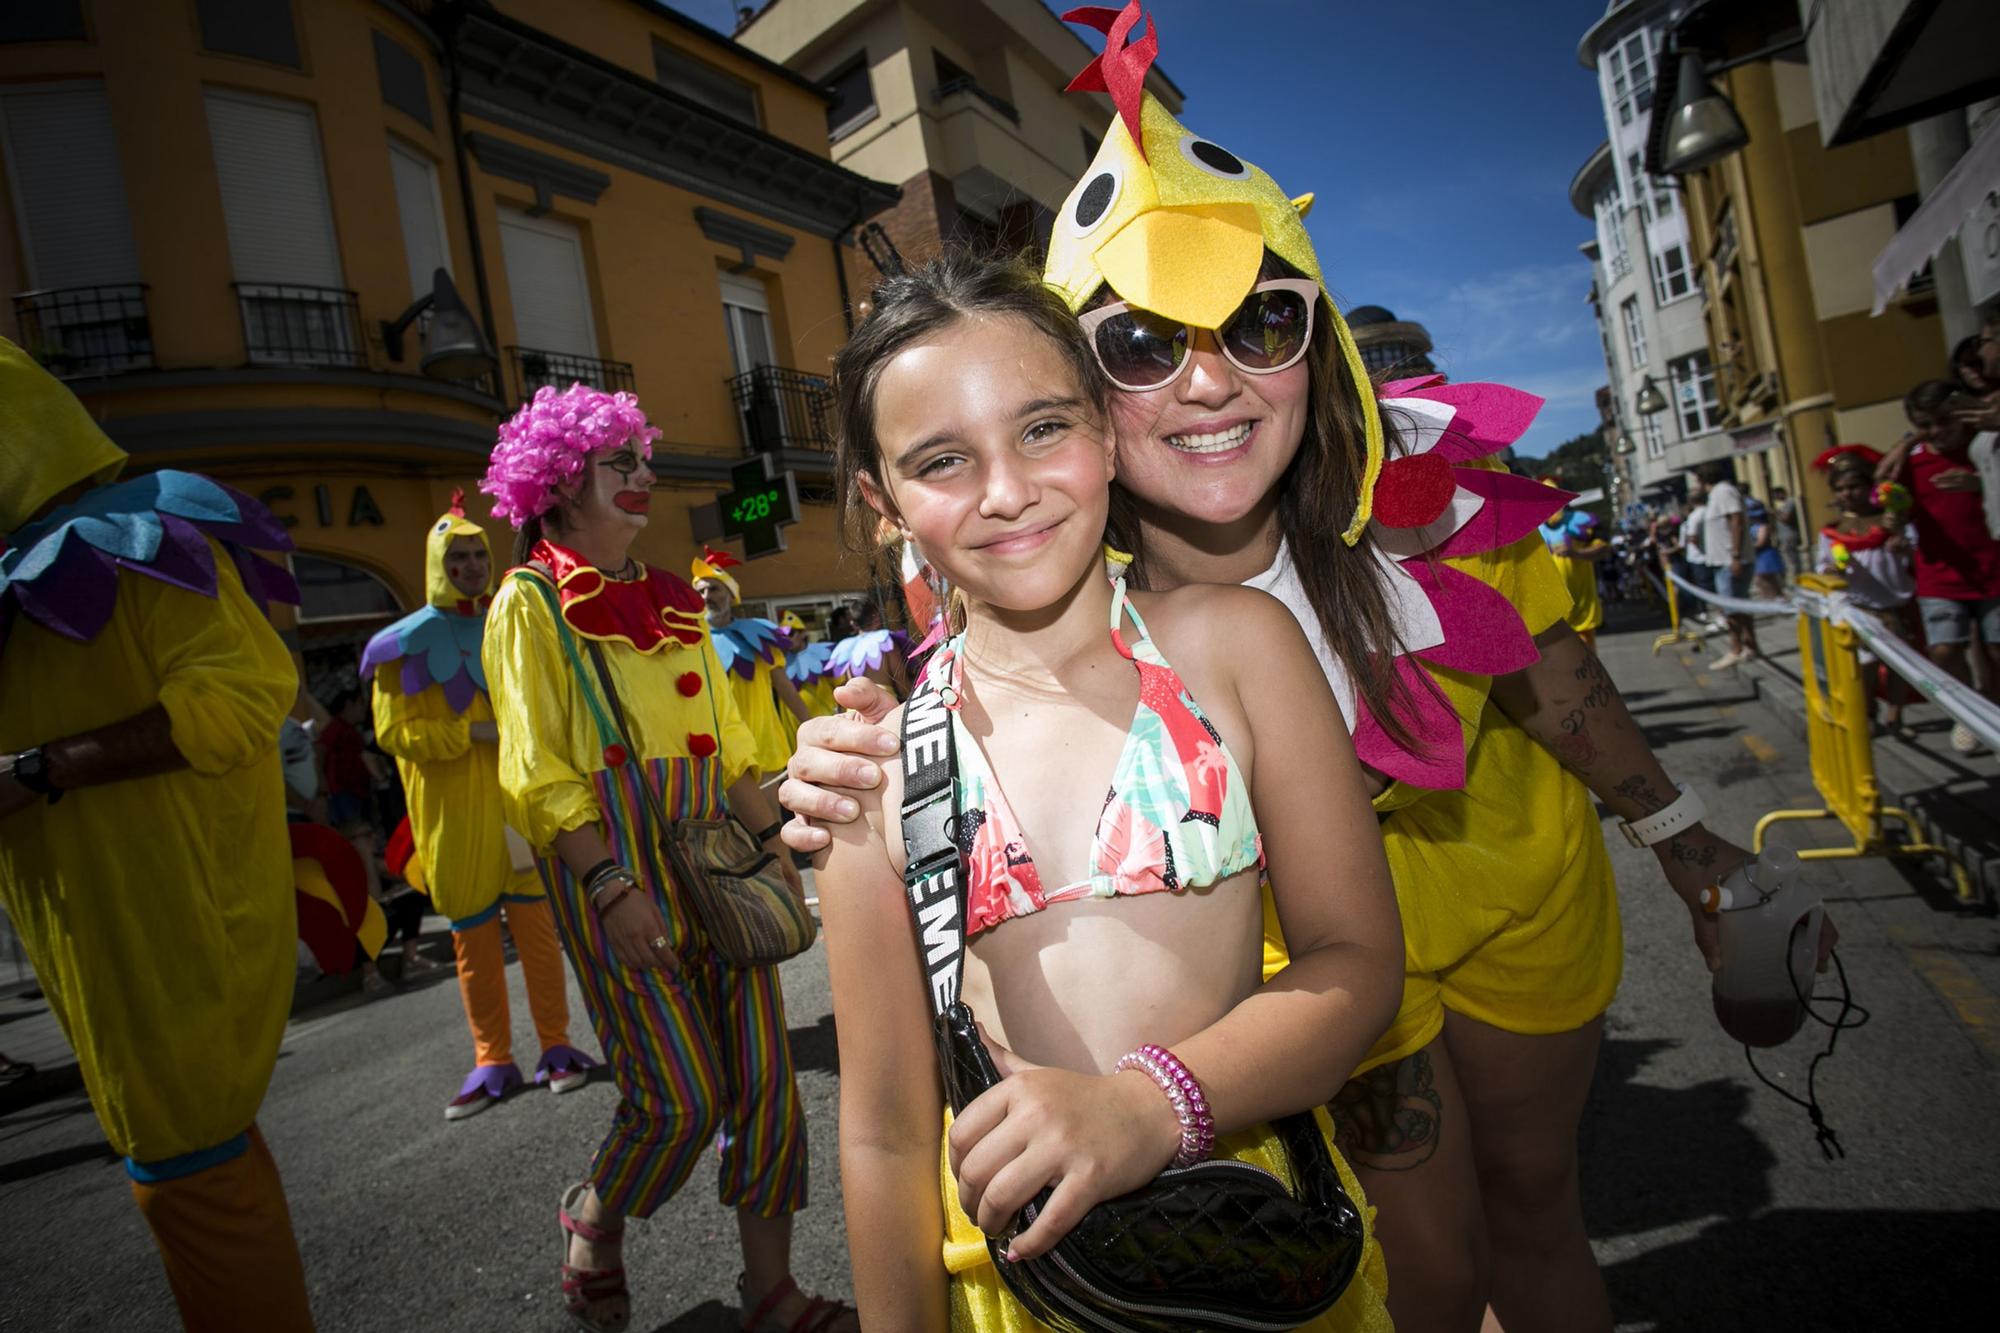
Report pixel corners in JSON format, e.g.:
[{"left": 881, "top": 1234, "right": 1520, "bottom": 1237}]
[
  {"left": 362, "top": 500, "right": 542, "bottom": 927},
  {"left": 485, "top": 542, "right": 758, "bottom": 854},
  {"left": 0, "top": 339, "right": 299, "bottom": 1164}
]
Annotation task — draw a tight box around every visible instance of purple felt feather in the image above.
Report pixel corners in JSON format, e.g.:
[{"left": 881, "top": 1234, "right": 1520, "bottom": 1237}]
[
  {"left": 440, "top": 670, "right": 478, "bottom": 715},
  {"left": 141, "top": 514, "right": 224, "bottom": 595},
  {"left": 16, "top": 542, "right": 119, "bottom": 641},
  {"left": 458, "top": 1062, "right": 523, "bottom": 1099},
  {"left": 400, "top": 655, "right": 428, "bottom": 697}
]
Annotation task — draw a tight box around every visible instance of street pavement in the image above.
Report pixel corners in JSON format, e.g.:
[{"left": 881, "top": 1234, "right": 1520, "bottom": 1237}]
[{"left": 4, "top": 600, "right": 1999, "bottom": 1332}]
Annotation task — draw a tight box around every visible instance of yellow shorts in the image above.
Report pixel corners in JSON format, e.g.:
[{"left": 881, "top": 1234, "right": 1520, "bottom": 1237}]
[
  {"left": 941, "top": 1106, "right": 1392, "bottom": 1333},
  {"left": 1363, "top": 716, "right": 1622, "bottom": 1073}
]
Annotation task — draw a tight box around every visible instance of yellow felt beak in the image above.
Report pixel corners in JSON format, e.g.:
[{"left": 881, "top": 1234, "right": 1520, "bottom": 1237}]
[{"left": 1094, "top": 202, "right": 1266, "bottom": 331}]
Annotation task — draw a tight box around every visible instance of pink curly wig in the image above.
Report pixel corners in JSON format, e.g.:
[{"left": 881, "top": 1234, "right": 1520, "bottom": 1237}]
[{"left": 480, "top": 383, "right": 662, "bottom": 525}]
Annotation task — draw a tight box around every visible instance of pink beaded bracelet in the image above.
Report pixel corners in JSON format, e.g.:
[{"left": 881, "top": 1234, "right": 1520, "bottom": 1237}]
[{"left": 1115, "top": 1043, "right": 1216, "bottom": 1167}]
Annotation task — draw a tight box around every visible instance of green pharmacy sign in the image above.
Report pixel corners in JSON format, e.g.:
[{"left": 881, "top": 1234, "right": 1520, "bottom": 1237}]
[{"left": 718, "top": 454, "right": 800, "bottom": 558}]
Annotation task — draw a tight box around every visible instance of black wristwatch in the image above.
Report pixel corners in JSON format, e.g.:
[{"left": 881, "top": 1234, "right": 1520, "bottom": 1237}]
[{"left": 6, "top": 748, "right": 63, "bottom": 804}]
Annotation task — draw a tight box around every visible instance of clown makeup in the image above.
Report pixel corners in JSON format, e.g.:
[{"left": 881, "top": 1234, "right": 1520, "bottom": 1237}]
[
  {"left": 442, "top": 534, "right": 490, "bottom": 599},
  {"left": 861, "top": 314, "right": 1116, "bottom": 618}
]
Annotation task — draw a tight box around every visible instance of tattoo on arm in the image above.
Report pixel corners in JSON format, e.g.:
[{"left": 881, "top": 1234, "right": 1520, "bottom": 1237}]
[
  {"left": 1611, "top": 774, "right": 1672, "bottom": 814},
  {"left": 1332, "top": 1051, "right": 1441, "bottom": 1171}
]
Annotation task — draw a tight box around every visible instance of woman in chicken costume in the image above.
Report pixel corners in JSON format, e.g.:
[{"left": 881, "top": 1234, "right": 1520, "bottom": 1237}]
[
  {"left": 0, "top": 338, "right": 315, "bottom": 1330},
  {"left": 691, "top": 545, "right": 812, "bottom": 774},
  {"left": 782, "top": 6, "right": 1777, "bottom": 1328},
  {"left": 362, "top": 492, "right": 592, "bottom": 1119}
]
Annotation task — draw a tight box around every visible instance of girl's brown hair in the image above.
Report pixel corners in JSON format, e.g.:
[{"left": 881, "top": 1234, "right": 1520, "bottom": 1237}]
[
  {"left": 830, "top": 250, "right": 1111, "bottom": 549},
  {"left": 1104, "top": 255, "right": 1424, "bottom": 752}
]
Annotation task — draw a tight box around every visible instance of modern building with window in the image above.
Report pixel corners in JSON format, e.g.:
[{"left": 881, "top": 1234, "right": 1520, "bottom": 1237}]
[
  {"left": 1346, "top": 306, "right": 1437, "bottom": 381},
  {"left": 1630, "top": 0, "right": 1951, "bottom": 534},
  {"left": 735, "top": 0, "right": 1181, "bottom": 296},
  {"left": 1574, "top": 3, "right": 1728, "bottom": 510},
  {"left": 0, "top": 0, "right": 897, "bottom": 694}
]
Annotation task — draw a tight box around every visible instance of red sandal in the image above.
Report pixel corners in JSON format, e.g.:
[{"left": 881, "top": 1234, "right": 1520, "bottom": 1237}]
[
  {"left": 738, "top": 1274, "right": 858, "bottom": 1333},
  {"left": 559, "top": 1183, "right": 629, "bottom": 1332}
]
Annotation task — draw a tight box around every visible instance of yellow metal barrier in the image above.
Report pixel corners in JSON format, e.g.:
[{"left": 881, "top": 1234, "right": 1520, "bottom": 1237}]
[
  {"left": 1652, "top": 553, "right": 1702, "bottom": 655},
  {"left": 1751, "top": 575, "right": 1973, "bottom": 898}
]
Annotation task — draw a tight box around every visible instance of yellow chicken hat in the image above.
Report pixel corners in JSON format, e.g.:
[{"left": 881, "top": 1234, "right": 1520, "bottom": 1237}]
[
  {"left": 423, "top": 488, "right": 492, "bottom": 608},
  {"left": 690, "top": 543, "right": 742, "bottom": 602},
  {"left": 1046, "top": 3, "right": 1382, "bottom": 544}
]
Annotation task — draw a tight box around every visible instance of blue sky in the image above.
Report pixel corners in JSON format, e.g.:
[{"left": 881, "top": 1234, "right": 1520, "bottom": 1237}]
[{"left": 667, "top": 0, "right": 1617, "bottom": 457}]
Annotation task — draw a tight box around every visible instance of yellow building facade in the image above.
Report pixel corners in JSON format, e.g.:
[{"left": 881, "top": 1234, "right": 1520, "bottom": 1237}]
[
  {"left": 0, "top": 0, "right": 896, "bottom": 696},
  {"left": 1671, "top": 43, "right": 1945, "bottom": 532}
]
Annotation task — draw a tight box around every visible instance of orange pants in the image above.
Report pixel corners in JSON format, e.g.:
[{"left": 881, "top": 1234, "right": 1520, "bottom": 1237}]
[
  {"left": 451, "top": 898, "right": 571, "bottom": 1067},
  {"left": 129, "top": 1125, "right": 313, "bottom": 1332}
]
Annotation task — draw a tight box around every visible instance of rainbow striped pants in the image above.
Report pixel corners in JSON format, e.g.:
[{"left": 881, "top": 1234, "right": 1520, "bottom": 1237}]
[{"left": 538, "top": 757, "right": 808, "bottom": 1220}]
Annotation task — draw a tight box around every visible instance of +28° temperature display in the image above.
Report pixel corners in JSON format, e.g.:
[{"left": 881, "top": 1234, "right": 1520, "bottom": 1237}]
[{"left": 731, "top": 486, "right": 781, "bottom": 524}]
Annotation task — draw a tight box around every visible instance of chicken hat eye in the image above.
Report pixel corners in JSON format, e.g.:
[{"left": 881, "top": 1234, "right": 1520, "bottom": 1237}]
[
  {"left": 1064, "top": 162, "right": 1124, "bottom": 238},
  {"left": 1179, "top": 135, "right": 1248, "bottom": 179}
]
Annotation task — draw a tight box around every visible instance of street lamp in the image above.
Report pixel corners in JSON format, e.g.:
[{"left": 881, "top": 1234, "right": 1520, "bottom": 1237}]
[
  {"left": 1616, "top": 433, "right": 1636, "bottom": 455},
  {"left": 381, "top": 268, "right": 497, "bottom": 383},
  {"left": 1636, "top": 375, "right": 1668, "bottom": 416},
  {"left": 1658, "top": 50, "right": 1749, "bottom": 176}
]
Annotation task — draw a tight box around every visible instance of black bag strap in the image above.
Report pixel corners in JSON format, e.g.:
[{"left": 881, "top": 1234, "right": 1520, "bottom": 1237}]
[{"left": 899, "top": 656, "right": 967, "bottom": 1019}]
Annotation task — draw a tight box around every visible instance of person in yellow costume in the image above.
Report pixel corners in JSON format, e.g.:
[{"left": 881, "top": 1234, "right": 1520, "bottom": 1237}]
[
  {"left": 0, "top": 338, "right": 315, "bottom": 1331},
  {"left": 776, "top": 6, "right": 1794, "bottom": 1330},
  {"left": 690, "top": 545, "right": 811, "bottom": 776},
  {"left": 362, "top": 490, "right": 594, "bottom": 1120},
  {"left": 1540, "top": 505, "right": 1610, "bottom": 650},
  {"left": 776, "top": 610, "right": 838, "bottom": 749}
]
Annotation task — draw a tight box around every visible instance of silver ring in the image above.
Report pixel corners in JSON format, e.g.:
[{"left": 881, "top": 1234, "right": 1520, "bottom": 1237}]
[{"left": 650, "top": 935, "right": 668, "bottom": 951}]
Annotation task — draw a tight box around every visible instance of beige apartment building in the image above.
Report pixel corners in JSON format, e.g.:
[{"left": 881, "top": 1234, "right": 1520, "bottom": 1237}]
[{"left": 736, "top": 0, "right": 1181, "bottom": 296}]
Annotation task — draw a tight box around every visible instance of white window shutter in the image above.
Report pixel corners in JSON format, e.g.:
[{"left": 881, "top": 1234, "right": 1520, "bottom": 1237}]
[
  {"left": 497, "top": 209, "right": 597, "bottom": 356},
  {"left": 204, "top": 88, "right": 343, "bottom": 286},
  {"left": 388, "top": 137, "right": 449, "bottom": 302},
  {"left": 0, "top": 82, "right": 141, "bottom": 289}
]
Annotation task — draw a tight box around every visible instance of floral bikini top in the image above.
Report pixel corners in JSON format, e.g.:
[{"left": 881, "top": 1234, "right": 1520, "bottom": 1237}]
[{"left": 936, "top": 578, "right": 1265, "bottom": 939}]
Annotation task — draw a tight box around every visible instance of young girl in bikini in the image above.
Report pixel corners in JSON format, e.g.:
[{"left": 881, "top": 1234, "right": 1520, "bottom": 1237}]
[{"left": 812, "top": 254, "right": 1402, "bottom": 1330}]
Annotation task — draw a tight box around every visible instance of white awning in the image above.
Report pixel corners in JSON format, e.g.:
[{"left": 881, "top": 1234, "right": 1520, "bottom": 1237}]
[{"left": 1873, "top": 115, "right": 2000, "bottom": 314}]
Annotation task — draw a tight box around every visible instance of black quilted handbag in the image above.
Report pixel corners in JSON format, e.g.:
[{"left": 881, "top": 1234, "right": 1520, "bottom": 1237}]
[{"left": 899, "top": 671, "right": 1365, "bottom": 1333}]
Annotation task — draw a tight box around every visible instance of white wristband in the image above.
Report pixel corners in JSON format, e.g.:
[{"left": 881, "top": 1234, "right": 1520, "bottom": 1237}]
[{"left": 1618, "top": 783, "right": 1706, "bottom": 848}]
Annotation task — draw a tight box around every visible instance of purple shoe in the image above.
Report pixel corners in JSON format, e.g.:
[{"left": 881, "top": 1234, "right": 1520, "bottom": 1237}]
[
  {"left": 445, "top": 1062, "right": 523, "bottom": 1121},
  {"left": 535, "top": 1044, "right": 599, "bottom": 1095}
]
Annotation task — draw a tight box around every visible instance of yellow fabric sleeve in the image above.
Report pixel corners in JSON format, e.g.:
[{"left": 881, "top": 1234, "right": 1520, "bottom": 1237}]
[
  {"left": 144, "top": 560, "right": 299, "bottom": 778},
  {"left": 371, "top": 671, "right": 471, "bottom": 765},
  {"left": 699, "top": 630, "right": 761, "bottom": 788},
  {"left": 485, "top": 576, "right": 602, "bottom": 852}
]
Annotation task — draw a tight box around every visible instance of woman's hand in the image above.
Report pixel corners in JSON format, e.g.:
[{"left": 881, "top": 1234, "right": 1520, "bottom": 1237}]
[
  {"left": 598, "top": 882, "right": 679, "bottom": 972},
  {"left": 1657, "top": 825, "right": 1837, "bottom": 975},
  {"left": 778, "top": 679, "right": 901, "bottom": 853},
  {"left": 947, "top": 1029, "right": 1182, "bottom": 1262}
]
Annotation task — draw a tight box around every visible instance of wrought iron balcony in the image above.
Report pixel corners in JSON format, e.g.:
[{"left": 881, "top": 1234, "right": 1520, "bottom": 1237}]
[
  {"left": 12, "top": 284, "right": 154, "bottom": 377},
  {"left": 508, "top": 345, "right": 636, "bottom": 400},
  {"left": 235, "top": 283, "right": 366, "bottom": 369},
  {"left": 729, "top": 365, "right": 834, "bottom": 454}
]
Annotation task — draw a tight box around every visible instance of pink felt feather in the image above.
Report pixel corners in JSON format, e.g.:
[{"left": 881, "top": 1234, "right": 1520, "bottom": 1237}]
[
  {"left": 1351, "top": 656, "right": 1467, "bottom": 790},
  {"left": 1432, "top": 470, "right": 1574, "bottom": 559},
  {"left": 1403, "top": 563, "right": 1541, "bottom": 675},
  {"left": 1405, "top": 383, "right": 1544, "bottom": 461}
]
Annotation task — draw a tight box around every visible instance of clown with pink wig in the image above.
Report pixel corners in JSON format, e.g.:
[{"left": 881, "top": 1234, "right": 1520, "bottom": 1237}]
[{"left": 478, "top": 384, "right": 851, "bottom": 1333}]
